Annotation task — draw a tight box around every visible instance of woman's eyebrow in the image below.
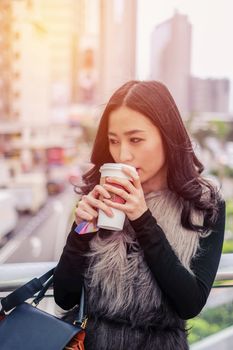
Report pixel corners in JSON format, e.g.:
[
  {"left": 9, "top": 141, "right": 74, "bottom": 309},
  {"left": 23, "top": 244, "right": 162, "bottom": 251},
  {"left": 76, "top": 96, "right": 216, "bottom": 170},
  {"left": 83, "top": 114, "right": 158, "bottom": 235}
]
[{"left": 108, "top": 130, "right": 146, "bottom": 136}]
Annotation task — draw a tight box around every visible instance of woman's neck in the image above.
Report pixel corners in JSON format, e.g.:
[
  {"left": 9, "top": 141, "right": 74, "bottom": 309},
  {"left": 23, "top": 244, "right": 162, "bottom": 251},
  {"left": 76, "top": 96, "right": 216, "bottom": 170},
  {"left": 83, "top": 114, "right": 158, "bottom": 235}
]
[{"left": 142, "top": 167, "right": 168, "bottom": 194}]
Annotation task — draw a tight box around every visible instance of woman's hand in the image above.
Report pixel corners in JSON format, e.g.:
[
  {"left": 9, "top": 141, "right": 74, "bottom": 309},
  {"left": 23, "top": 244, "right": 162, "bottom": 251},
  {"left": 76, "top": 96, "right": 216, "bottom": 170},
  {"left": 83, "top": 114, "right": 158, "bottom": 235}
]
[
  {"left": 102, "top": 166, "right": 148, "bottom": 221},
  {"left": 75, "top": 185, "right": 114, "bottom": 224}
]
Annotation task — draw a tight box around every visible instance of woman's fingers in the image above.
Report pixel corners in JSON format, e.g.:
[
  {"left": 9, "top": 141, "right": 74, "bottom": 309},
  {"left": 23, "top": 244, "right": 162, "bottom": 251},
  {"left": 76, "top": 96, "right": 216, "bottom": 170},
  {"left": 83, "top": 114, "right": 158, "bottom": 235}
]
[
  {"left": 104, "top": 176, "right": 137, "bottom": 194},
  {"left": 102, "top": 197, "right": 123, "bottom": 209},
  {"left": 76, "top": 200, "right": 98, "bottom": 219},
  {"left": 75, "top": 207, "right": 95, "bottom": 223},
  {"left": 122, "top": 166, "right": 141, "bottom": 189},
  {"left": 92, "top": 184, "right": 111, "bottom": 199},
  {"left": 75, "top": 184, "right": 114, "bottom": 224},
  {"left": 75, "top": 201, "right": 113, "bottom": 223},
  {"left": 83, "top": 194, "right": 113, "bottom": 216},
  {"left": 100, "top": 168, "right": 148, "bottom": 221},
  {"left": 103, "top": 183, "right": 129, "bottom": 200},
  {"left": 103, "top": 167, "right": 141, "bottom": 194},
  {"left": 75, "top": 192, "right": 113, "bottom": 224}
]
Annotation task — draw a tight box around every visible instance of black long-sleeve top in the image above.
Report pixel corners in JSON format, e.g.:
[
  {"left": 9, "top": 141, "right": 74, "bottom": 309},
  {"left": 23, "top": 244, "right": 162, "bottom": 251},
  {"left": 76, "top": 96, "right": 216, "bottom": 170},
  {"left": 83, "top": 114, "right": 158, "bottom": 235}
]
[{"left": 53, "top": 200, "right": 225, "bottom": 320}]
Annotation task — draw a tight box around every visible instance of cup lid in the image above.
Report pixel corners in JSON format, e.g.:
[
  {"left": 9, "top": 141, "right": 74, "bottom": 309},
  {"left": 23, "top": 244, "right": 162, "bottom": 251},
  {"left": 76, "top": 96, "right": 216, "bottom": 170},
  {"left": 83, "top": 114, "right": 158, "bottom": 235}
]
[{"left": 99, "top": 163, "right": 137, "bottom": 173}]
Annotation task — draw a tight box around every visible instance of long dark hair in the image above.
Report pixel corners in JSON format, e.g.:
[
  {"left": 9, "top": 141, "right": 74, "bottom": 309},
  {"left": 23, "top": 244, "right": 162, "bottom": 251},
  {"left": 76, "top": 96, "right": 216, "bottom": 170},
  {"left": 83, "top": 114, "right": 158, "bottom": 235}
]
[{"left": 78, "top": 80, "right": 220, "bottom": 233}]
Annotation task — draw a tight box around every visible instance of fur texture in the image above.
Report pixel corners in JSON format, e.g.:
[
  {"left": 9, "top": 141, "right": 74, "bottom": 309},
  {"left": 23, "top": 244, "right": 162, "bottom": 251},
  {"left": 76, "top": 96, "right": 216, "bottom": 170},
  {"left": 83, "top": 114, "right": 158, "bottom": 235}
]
[{"left": 83, "top": 189, "right": 204, "bottom": 349}]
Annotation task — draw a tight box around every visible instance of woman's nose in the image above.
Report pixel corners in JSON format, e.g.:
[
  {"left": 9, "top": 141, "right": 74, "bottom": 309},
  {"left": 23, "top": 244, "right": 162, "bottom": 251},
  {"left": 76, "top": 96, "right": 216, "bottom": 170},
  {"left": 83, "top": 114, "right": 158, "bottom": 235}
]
[{"left": 119, "top": 145, "right": 133, "bottom": 162}]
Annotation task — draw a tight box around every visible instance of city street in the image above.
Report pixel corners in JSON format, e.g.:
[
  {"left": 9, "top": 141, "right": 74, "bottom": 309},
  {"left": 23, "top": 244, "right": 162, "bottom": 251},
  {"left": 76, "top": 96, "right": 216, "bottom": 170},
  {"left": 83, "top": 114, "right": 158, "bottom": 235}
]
[{"left": 0, "top": 187, "right": 77, "bottom": 264}]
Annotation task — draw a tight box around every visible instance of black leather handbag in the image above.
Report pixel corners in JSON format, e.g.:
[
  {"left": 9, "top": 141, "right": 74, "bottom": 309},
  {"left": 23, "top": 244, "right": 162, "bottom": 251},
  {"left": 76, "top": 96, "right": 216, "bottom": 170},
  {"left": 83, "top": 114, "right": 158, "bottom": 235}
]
[{"left": 0, "top": 268, "right": 87, "bottom": 350}]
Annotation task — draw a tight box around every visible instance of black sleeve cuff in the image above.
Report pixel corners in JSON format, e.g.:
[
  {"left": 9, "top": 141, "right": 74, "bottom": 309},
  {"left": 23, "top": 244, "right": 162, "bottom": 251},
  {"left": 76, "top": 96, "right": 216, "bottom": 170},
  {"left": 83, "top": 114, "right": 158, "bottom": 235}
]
[
  {"left": 129, "top": 209, "right": 155, "bottom": 229},
  {"left": 129, "top": 209, "right": 165, "bottom": 237}
]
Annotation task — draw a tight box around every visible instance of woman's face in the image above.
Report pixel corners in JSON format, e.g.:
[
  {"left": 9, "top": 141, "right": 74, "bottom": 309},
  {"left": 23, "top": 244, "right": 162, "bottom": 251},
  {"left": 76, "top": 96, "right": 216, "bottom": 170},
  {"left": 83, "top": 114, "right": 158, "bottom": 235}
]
[{"left": 108, "top": 106, "right": 167, "bottom": 192}]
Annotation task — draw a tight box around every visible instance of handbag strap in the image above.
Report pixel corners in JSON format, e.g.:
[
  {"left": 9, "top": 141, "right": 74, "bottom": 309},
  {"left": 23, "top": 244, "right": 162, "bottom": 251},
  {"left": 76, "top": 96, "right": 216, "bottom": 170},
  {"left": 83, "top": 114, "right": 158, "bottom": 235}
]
[
  {"left": 32, "top": 276, "right": 86, "bottom": 324},
  {"left": 75, "top": 286, "right": 86, "bottom": 325},
  {"left": 1, "top": 268, "right": 55, "bottom": 312},
  {"left": 1, "top": 267, "right": 87, "bottom": 326},
  {"left": 32, "top": 275, "right": 54, "bottom": 306}
]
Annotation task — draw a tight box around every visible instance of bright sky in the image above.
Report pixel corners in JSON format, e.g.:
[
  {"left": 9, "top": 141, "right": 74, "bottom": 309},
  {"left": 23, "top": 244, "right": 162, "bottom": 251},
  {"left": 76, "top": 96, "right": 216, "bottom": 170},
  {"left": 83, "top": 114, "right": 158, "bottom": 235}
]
[{"left": 136, "top": 0, "right": 233, "bottom": 111}]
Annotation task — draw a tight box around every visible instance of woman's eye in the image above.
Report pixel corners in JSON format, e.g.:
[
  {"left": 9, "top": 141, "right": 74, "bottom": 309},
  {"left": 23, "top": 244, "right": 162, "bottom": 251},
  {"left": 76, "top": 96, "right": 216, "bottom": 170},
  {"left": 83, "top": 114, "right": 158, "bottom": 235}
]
[
  {"left": 130, "top": 138, "right": 142, "bottom": 143},
  {"left": 109, "top": 139, "right": 118, "bottom": 144}
]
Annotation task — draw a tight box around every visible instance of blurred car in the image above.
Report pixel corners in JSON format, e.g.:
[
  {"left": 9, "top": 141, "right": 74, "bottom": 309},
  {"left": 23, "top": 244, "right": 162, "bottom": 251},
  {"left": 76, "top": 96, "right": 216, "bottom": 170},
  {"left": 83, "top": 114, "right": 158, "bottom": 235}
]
[
  {"left": 0, "top": 158, "right": 11, "bottom": 188},
  {"left": 9, "top": 173, "right": 48, "bottom": 214},
  {"left": 46, "top": 165, "right": 67, "bottom": 195},
  {"left": 0, "top": 190, "right": 18, "bottom": 241}
]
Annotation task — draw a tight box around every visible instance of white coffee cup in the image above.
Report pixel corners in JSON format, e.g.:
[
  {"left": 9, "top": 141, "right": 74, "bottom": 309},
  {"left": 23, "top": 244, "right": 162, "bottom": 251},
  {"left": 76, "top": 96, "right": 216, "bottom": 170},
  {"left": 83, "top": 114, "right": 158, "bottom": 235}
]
[{"left": 97, "top": 163, "right": 138, "bottom": 231}]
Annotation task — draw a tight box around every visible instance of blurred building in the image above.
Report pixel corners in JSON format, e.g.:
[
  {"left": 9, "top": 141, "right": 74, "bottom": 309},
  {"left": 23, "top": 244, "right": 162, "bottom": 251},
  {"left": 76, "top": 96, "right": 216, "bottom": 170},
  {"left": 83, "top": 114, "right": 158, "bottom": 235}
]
[
  {"left": 38, "top": 0, "right": 100, "bottom": 108},
  {"left": 98, "top": 0, "right": 137, "bottom": 103},
  {"left": 0, "top": 0, "right": 71, "bottom": 170},
  {"left": 12, "top": 1, "right": 50, "bottom": 127},
  {"left": 1, "top": 0, "right": 138, "bottom": 118},
  {"left": 0, "top": 1, "right": 12, "bottom": 122},
  {"left": 190, "top": 77, "right": 230, "bottom": 113},
  {"left": 150, "top": 11, "right": 191, "bottom": 114},
  {"left": 38, "top": 0, "right": 81, "bottom": 121},
  {"left": 0, "top": 0, "right": 93, "bottom": 120},
  {"left": 74, "top": 0, "right": 99, "bottom": 104},
  {"left": 0, "top": 0, "right": 50, "bottom": 126},
  {"left": 74, "top": 0, "right": 137, "bottom": 105}
]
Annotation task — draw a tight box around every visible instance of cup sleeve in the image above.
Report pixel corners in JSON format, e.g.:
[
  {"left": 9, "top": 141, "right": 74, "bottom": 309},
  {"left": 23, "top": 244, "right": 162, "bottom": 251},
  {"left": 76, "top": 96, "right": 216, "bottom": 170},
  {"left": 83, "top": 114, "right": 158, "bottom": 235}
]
[{"left": 74, "top": 221, "right": 98, "bottom": 234}]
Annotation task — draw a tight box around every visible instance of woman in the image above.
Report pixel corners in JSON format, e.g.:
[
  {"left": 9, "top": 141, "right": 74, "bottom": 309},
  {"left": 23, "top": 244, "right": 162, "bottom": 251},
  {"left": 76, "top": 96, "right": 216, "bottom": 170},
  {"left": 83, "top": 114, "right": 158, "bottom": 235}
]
[{"left": 54, "top": 80, "right": 225, "bottom": 350}]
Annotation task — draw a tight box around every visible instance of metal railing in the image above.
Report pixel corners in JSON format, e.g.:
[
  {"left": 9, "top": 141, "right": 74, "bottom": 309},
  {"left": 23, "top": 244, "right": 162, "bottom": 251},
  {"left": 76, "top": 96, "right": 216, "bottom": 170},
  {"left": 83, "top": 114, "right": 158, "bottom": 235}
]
[
  {"left": 0, "top": 255, "right": 233, "bottom": 349},
  {"left": 213, "top": 254, "right": 233, "bottom": 288},
  {"left": 0, "top": 254, "right": 232, "bottom": 292},
  {"left": 214, "top": 271, "right": 233, "bottom": 285},
  {"left": 0, "top": 261, "right": 56, "bottom": 292}
]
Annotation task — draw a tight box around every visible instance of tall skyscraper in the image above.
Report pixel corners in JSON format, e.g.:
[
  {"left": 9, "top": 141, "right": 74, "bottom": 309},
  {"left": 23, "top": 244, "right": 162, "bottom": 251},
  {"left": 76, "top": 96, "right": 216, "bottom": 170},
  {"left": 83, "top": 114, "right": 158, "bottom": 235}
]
[
  {"left": 98, "top": 0, "right": 137, "bottom": 103},
  {"left": 74, "top": 0, "right": 100, "bottom": 104},
  {"left": 0, "top": 1, "right": 13, "bottom": 121},
  {"left": 38, "top": 0, "right": 81, "bottom": 120},
  {"left": 11, "top": 0, "right": 50, "bottom": 126},
  {"left": 150, "top": 12, "right": 191, "bottom": 114},
  {"left": 0, "top": 0, "right": 50, "bottom": 125},
  {"left": 190, "top": 77, "right": 230, "bottom": 113}
]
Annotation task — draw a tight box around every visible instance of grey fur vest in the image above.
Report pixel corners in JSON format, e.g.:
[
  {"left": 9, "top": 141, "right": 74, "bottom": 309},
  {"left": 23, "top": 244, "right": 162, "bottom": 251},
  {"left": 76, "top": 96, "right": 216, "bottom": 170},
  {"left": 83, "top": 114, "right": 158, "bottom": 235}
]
[{"left": 83, "top": 189, "right": 204, "bottom": 350}]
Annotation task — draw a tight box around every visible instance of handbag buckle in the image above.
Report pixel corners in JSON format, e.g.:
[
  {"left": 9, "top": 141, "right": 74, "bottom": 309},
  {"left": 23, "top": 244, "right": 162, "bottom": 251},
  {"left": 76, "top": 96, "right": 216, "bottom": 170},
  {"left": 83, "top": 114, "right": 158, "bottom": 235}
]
[
  {"left": 73, "top": 316, "right": 88, "bottom": 329},
  {"left": 81, "top": 317, "right": 88, "bottom": 329}
]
